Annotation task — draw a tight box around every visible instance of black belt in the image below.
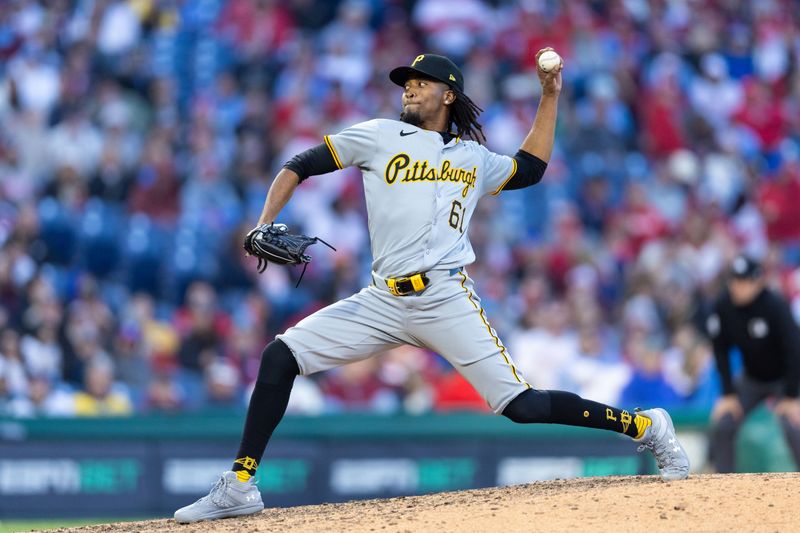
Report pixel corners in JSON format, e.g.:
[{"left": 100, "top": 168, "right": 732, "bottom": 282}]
[{"left": 386, "top": 272, "right": 430, "bottom": 296}]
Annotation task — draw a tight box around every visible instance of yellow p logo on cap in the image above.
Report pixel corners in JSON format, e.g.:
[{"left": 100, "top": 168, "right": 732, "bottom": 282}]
[{"left": 412, "top": 54, "right": 425, "bottom": 66}]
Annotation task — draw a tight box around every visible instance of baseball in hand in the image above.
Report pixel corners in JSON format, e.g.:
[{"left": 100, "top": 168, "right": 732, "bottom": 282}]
[{"left": 538, "top": 50, "right": 562, "bottom": 73}]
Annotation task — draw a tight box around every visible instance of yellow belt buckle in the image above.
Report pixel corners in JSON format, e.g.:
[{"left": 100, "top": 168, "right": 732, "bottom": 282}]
[
  {"left": 395, "top": 276, "right": 410, "bottom": 295},
  {"left": 410, "top": 273, "right": 426, "bottom": 292},
  {"left": 387, "top": 277, "right": 400, "bottom": 296}
]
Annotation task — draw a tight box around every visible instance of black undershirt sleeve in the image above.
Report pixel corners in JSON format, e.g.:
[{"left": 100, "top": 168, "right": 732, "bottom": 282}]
[
  {"left": 283, "top": 143, "right": 340, "bottom": 182},
  {"left": 501, "top": 150, "right": 548, "bottom": 191}
]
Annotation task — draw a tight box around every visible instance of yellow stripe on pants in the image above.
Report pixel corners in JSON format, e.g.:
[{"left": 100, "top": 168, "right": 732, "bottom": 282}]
[{"left": 458, "top": 272, "right": 530, "bottom": 388}]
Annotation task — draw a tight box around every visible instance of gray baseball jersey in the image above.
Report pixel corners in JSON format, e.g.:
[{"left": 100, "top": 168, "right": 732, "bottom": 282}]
[
  {"left": 323, "top": 119, "right": 517, "bottom": 278},
  {"left": 278, "top": 118, "right": 531, "bottom": 413}
]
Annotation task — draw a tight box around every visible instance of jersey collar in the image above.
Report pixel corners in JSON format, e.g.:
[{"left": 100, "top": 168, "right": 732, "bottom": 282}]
[{"left": 438, "top": 131, "right": 461, "bottom": 147}]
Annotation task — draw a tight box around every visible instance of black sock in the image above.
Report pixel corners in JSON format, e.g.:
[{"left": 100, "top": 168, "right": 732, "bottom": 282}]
[
  {"left": 502, "top": 389, "right": 651, "bottom": 439},
  {"left": 231, "top": 339, "right": 299, "bottom": 481}
]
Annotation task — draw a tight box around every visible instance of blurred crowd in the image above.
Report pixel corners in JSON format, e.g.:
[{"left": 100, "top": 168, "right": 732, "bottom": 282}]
[{"left": 1, "top": 0, "right": 800, "bottom": 418}]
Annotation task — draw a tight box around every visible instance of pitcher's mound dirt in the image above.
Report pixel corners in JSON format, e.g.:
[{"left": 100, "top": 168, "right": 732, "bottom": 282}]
[{"left": 59, "top": 473, "right": 799, "bottom": 533}]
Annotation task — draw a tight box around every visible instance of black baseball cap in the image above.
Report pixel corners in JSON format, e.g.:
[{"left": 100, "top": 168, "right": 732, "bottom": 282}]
[
  {"left": 389, "top": 54, "right": 464, "bottom": 93},
  {"left": 729, "top": 255, "right": 763, "bottom": 279}
]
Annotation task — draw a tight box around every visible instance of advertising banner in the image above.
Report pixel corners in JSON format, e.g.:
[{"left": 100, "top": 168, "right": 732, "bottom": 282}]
[{"left": 0, "top": 437, "right": 643, "bottom": 518}]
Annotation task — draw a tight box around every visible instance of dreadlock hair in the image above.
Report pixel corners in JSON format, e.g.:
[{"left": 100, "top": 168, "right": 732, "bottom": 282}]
[{"left": 448, "top": 89, "right": 486, "bottom": 144}]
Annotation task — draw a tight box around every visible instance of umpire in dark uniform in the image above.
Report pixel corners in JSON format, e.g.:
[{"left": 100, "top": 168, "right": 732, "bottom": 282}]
[{"left": 706, "top": 255, "right": 800, "bottom": 472}]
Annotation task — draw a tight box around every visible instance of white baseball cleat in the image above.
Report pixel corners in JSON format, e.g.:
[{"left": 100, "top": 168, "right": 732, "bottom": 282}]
[
  {"left": 634, "top": 408, "right": 690, "bottom": 481},
  {"left": 174, "top": 471, "right": 264, "bottom": 523}
]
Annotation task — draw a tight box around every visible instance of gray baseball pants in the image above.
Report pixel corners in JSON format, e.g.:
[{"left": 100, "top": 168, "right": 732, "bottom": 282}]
[{"left": 277, "top": 268, "right": 530, "bottom": 413}]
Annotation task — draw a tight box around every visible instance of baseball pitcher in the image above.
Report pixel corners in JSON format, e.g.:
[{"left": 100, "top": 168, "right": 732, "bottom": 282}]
[{"left": 174, "top": 50, "right": 689, "bottom": 524}]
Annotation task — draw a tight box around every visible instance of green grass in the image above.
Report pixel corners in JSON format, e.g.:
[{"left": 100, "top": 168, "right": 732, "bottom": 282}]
[{"left": 0, "top": 519, "right": 140, "bottom": 533}]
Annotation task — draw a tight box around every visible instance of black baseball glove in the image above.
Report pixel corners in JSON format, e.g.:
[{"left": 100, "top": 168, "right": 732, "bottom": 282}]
[{"left": 243, "top": 223, "right": 335, "bottom": 283}]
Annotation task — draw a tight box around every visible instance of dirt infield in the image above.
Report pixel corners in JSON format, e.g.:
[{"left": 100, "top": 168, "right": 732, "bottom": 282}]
[{"left": 55, "top": 473, "right": 798, "bottom": 533}]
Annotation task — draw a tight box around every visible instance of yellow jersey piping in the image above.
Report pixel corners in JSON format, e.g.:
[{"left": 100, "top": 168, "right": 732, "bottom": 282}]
[
  {"left": 491, "top": 158, "right": 518, "bottom": 196},
  {"left": 324, "top": 135, "right": 344, "bottom": 169}
]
